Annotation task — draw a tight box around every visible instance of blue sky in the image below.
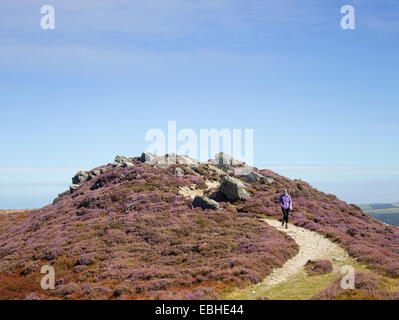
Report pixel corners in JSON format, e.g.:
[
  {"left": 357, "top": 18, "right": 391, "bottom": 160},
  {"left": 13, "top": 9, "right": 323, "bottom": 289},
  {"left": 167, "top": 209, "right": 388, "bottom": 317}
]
[{"left": 1, "top": 1, "right": 398, "bottom": 208}]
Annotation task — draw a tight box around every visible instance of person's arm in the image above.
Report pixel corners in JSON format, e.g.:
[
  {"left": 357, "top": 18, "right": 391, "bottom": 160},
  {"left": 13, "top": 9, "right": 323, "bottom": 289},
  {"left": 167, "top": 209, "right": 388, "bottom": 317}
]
[
  {"left": 278, "top": 195, "right": 283, "bottom": 207},
  {"left": 289, "top": 196, "right": 293, "bottom": 210}
]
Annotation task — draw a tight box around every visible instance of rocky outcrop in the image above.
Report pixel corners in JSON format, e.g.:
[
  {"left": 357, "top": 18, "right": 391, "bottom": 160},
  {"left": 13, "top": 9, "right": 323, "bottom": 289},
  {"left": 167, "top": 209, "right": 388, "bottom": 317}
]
[
  {"left": 72, "top": 171, "right": 89, "bottom": 184},
  {"left": 88, "top": 170, "right": 101, "bottom": 181},
  {"left": 220, "top": 176, "right": 250, "bottom": 201},
  {"left": 240, "top": 170, "right": 274, "bottom": 184},
  {"left": 148, "top": 154, "right": 200, "bottom": 169},
  {"left": 212, "top": 152, "right": 243, "bottom": 172},
  {"left": 174, "top": 167, "right": 185, "bottom": 176},
  {"left": 69, "top": 184, "right": 80, "bottom": 193},
  {"left": 140, "top": 152, "right": 156, "bottom": 163},
  {"left": 113, "top": 155, "right": 134, "bottom": 168},
  {"left": 192, "top": 195, "right": 221, "bottom": 210},
  {"left": 121, "top": 162, "right": 134, "bottom": 168},
  {"left": 207, "top": 164, "right": 227, "bottom": 176},
  {"left": 213, "top": 152, "right": 240, "bottom": 166}
]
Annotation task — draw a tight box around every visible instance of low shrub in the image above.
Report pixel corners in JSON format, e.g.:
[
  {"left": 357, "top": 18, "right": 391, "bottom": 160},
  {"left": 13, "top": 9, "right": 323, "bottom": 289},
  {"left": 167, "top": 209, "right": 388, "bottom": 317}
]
[{"left": 304, "top": 260, "right": 333, "bottom": 276}]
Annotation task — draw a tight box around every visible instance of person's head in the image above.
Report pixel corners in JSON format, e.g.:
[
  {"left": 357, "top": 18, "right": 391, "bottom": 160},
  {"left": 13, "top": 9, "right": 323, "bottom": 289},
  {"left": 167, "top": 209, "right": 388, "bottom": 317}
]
[{"left": 284, "top": 189, "right": 288, "bottom": 195}]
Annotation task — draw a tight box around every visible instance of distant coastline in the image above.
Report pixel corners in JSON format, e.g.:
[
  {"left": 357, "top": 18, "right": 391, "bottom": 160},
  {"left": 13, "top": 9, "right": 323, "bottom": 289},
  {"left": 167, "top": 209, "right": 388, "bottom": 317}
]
[{"left": 359, "top": 202, "right": 399, "bottom": 226}]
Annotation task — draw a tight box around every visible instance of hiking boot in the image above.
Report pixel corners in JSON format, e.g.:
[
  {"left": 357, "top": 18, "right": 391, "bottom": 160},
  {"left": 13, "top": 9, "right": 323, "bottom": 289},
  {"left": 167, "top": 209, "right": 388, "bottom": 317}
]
[{"left": 285, "top": 224, "right": 288, "bottom": 229}]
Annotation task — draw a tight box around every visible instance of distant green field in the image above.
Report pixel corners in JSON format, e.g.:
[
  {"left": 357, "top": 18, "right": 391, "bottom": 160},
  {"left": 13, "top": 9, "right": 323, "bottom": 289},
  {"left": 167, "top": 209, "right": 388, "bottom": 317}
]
[{"left": 359, "top": 202, "right": 399, "bottom": 226}]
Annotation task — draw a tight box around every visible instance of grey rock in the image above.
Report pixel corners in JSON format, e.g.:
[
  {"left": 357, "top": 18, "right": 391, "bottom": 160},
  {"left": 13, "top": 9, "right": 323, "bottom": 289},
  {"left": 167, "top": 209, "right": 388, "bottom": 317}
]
[
  {"left": 88, "top": 170, "right": 102, "bottom": 181},
  {"left": 140, "top": 152, "right": 156, "bottom": 163},
  {"left": 207, "top": 164, "right": 226, "bottom": 176},
  {"left": 234, "top": 167, "right": 275, "bottom": 184},
  {"left": 113, "top": 155, "right": 135, "bottom": 168},
  {"left": 147, "top": 154, "right": 200, "bottom": 169},
  {"left": 176, "top": 155, "right": 200, "bottom": 168},
  {"left": 114, "top": 155, "right": 130, "bottom": 163},
  {"left": 220, "top": 176, "right": 251, "bottom": 201},
  {"left": 113, "top": 155, "right": 132, "bottom": 167},
  {"left": 242, "top": 171, "right": 265, "bottom": 183},
  {"left": 192, "top": 195, "right": 221, "bottom": 210},
  {"left": 174, "top": 167, "right": 185, "bottom": 176},
  {"left": 69, "top": 184, "right": 80, "bottom": 193},
  {"left": 121, "top": 161, "right": 134, "bottom": 168},
  {"left": 154, "top": 163, "right": 171, "bottom": 169},
  {"left": 100, "top": 168, "right": 107, "bottom": 174},
  {"left": 213, "top": 152, "right": 240, "bottom": 166},
  {"left": 72, "top": 171, "right": 89, "bottom": 184}
]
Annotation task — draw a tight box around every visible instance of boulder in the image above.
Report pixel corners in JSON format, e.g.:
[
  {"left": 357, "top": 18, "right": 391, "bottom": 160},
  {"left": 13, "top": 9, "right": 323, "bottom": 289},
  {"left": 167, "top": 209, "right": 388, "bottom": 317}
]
[
  {"left": 121, "top": 162, "right": 134, "bottom": 168},
  {"left": 174, "top": 167, "right": 185, "bottom": 176},
  {"left": 207, "top": 165, "right": 227, "bottom": 176},
  {"left": 220, "top": 176, "right": 250, "bottom": 201},
  {"left": 212, "top": 152, "right": 242, "bottom": 172},
  {"left": 192, "top": 195, "right": 221, "bottom": 210},
  {"left": 69, "top": 184, "right": 80, "bottom": 193},
  {"left": 114, "top": 155, "right": 130, "bottom": 164},
  {"left": 242, "top": 171, "right": 268, "bottom": 183},
  {"left": 213, "top": 152, "right": 240, "bottom": 166},
  {"left": 176, "top": 155, "right": 200, "bottom": 168},
  {"left": 147, "top": 154, "right": 200, "bottom": 169},
  {"left": 140, "top": 152, "right": 156, "bottom": 163},
  {"left": 113, "top": 155, "right": 134, "bottom": 168},
  {"left": 234, "top": 167, "right": 274, "bottom": 184},
  {"left": 100, "top": 168, "right": 108, "bottom": 174},
  {"left": 88, "top": 170, "right": 101, "bottom": 181},
  {"left": 72, "top": 171, "right": 89, "bottom": 184}
]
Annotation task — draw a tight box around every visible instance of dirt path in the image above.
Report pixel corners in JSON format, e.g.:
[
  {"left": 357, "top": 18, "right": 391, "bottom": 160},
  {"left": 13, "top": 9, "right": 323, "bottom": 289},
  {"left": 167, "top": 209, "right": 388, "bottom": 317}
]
[
  {"left": 259, "top": 218, "right": 349, "bottom": 287},
  {"left": 226, "top": 218, "right": 350, "bottom": 299}
]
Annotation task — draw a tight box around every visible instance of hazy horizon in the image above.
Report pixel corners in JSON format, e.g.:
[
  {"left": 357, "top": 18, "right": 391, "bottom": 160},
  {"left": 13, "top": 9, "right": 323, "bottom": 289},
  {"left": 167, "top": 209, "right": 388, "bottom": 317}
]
[{"left": 1, "top": 162, "right": 398, "bottom": 209}]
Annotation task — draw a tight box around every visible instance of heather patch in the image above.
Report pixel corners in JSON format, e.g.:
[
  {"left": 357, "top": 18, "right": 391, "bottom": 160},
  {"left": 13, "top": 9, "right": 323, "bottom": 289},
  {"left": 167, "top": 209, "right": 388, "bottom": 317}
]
[
  {"left": 1, "top": 156, "right": 398, "bottom": 299},
  {"left": 304, "top": 260, "right": 333, "bottom": 276},
  {"left": 312, "top": 272, "right": 399, "bottom": 300},
  {"left": 0, "top": 160, "right": 298, "bottom": 299}
]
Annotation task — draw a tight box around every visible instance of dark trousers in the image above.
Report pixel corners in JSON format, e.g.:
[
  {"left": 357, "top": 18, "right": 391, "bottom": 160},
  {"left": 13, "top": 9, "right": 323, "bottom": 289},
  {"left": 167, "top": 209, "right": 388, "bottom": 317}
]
[{"left": 281, "top": 207, "right": 290, "bottom": 224}]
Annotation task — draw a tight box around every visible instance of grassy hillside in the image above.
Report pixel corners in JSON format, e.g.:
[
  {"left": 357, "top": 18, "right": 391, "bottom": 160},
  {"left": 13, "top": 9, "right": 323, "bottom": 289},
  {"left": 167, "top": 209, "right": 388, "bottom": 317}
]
[
  {"left": 0, "top": 155, "right": 398, "bottom": 300},
  {"left": 0, "top": 158, "right": 299, "bottom": 300}
]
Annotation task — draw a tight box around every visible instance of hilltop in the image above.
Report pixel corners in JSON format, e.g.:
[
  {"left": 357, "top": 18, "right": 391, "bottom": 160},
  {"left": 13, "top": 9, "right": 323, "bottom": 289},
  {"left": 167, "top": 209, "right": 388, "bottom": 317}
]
[{"left": 0, "top": 153, "right": 398, "bottom": 300}]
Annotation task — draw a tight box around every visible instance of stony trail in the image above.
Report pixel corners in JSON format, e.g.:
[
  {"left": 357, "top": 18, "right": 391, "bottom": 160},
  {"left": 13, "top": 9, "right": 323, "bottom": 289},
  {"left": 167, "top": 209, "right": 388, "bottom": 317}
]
[{"left": 258, "top": 218, "right": 349, "bottom": 288}]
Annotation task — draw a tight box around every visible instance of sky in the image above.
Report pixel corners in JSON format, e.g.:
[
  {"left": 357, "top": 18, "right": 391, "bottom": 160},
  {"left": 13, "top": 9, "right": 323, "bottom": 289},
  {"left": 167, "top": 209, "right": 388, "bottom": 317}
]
[{"left": 0, "top": 1, "right": 398, "bottom": 208}]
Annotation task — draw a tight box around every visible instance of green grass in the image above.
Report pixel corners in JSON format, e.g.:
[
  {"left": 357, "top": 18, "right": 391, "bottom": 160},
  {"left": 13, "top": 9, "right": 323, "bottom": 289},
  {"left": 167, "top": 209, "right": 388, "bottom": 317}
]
[
  {"left": 224, "top": 256, "right": 363, "bottom": 300},
  {"left": 224, "top": 257, "right": 399, "bottom": 300},
  {"left": 364, "top": 207, "right": 399, "bottom": 215}
]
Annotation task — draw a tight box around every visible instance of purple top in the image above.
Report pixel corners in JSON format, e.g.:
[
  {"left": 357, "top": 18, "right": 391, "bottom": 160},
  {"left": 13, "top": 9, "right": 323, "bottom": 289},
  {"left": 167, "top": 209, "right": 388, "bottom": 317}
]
[{"left": 279, "top": 194, "right": 292, "bottom": 209}]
